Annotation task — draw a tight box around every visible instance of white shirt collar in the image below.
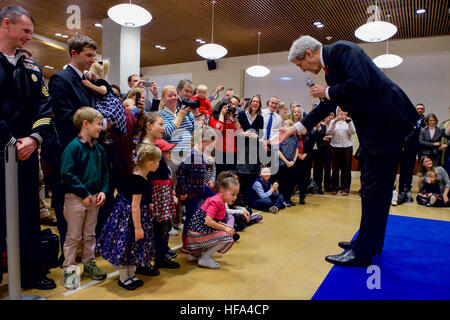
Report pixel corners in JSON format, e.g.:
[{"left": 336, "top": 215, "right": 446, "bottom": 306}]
[
  {"left": 320, "top": 46, "right": 325, "bottom": 68},
  {"left": 68, "top": 64, "right": 84, "bottom": 79}
]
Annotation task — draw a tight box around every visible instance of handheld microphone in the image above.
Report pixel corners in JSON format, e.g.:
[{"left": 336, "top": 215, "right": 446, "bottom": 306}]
[{"left": 306, "top": 78, "right": 328, "bottom": 102}]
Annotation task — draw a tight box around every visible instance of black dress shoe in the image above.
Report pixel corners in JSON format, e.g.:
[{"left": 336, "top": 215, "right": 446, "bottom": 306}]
[
  {"left": 23, "top": 277, "right": 56, "bottom": 290},
  {"left": 130, "top": 276, "right": 144, "bottom": 288},
  {"left": 338, "top": 241, "right": 353, "bottom": 250},
  {"left": 233, "top": 233, "right": 240, "bottom": 241},
  {"left": 166, "top": 249, "right": 178, "bottom": 259},
  {"left": 325, "top": 249, "right": 372, "bottom": 268},
  {"left": 136, "top": 265, "right": 160, "bottom": 276},
  {"left": 155, "top": 258, "right": 180, "bottom": 269},
  {"left": 118, "top": 278, "right": 137, "bottom": 290}
]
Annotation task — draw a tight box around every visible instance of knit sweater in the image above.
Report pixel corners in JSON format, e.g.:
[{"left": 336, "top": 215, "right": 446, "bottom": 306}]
[{"left": 60, "top": 136, "right": 109, "bottom": 199}]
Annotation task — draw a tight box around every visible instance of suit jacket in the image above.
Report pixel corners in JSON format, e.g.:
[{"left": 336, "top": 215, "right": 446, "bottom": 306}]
[
  {"left": 300, "top": 41, "right": 419, "bottom": 156},
  {"left": 419, "top": 126, "right": 446, "bottom": 156},
  {"left": 49, "top": 65, "right": 95, "bottom": 148},
  {"left": 306, "top": 124, "right": 327, "bottom": 151}
]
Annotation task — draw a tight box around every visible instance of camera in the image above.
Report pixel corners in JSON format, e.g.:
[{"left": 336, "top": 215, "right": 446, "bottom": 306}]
[
  {"left": 181, "top": 98, "right": 200, "bottom": 109},
  {"left": 228, "top": 105, "right": 237, "bottom": 115}
]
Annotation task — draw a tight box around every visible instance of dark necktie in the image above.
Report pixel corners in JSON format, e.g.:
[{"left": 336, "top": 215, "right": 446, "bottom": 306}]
[{"left": 266, "top": 112, "right": 273, "bottom": 140}]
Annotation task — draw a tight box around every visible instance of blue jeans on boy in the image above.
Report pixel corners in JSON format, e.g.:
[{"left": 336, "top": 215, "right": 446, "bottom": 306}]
[{"left": 251, "top": 194, "right": 284, "bottom": 212}]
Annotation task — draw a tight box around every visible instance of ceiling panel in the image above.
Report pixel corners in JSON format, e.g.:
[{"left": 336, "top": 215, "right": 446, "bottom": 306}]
[{"left": 1, "top": 0, "right": 448, "bottom": 76}]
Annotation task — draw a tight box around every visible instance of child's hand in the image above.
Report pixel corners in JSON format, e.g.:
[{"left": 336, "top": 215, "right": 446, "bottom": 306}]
[
  {"left": 180, "top": 194, "right": 187, "bottom": 201},
  {"left": 287, "top": 161, "right": 295, "bottom": 168},
  {"left": 96, "top": 192, "right": 106, "bottom": 207},
  {"left": 273, "top": 182, "right": 279, "bottom": 190},
  {"left": 135, "top": 227, "right": 144, "bottom": 241},
  {"left": 150, "top": 203, "right": 154, "bottom": 212},
  {"left": 243, "top": 209, "right": 250, "bottom": 222},
  {"left": 206, "top": 181, "right": 215, "bottom": 189},
  {"left": 82, "top": 195, "right": 94, "bottom": 207},
  {"left": 81, "top": 79, "right": 92, "bottom": 88},
  {"left": 225, "top": 226, "right": 235, "bottom": 236},
  {"left": 173, "top": 196, "right": 178, "bottom": 206}
]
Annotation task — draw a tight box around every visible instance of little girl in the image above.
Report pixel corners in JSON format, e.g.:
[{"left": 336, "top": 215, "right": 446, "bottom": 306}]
[
  {"left": 138, "top": 112, "right": 180, "bottom": 269},
  {"left": 177, "top": 125, "right": 217, "bottom": 253},
  {"left": 83, "top": 60, "right": 127, "bottom": 136},
  {"left": 185, "top": 177, "right": 239, "bottom": 269},
  {"left": 96, "top": 143, "right": 161, "bottom": 290},
  {"left": 417, "top": 171, "right": 442, "bottom": 207}
]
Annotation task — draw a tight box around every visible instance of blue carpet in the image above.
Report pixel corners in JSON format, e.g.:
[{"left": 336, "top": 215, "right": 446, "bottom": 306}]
[{"left": 312, "top": 215, "right": 450, "bottom": 300}]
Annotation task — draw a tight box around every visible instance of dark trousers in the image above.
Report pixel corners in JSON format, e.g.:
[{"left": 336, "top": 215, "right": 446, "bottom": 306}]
[
  {"left": 237, "top": 173, "right": 258, "bottom": 206},
  {"left": 276, "top": 165, "right": 296, "bottom": 203},
  {"left": 153, "top": 220, "right": 171, "bottom": 261},
  {"left": 294, "top": 156, "right": 311, "bottom": 198},
  {"left": 251, "top": 194, "right": 285, "bottom": 211},
  {"left": 353, "top": 146, "right": 402, "bottom": 257},
  {"left": 311, "top": 149, "right": 325, "bottom": 191},
  {"left": 331, "top": 146, "right": 353, "bottom": 192},
  {"left": 0, "top": 151, "right": 43, "bottom": 284},
  {"left": 398, "top": 148, "right": 417, "bottom": 193},
  {"left": 322, "top": 146, "right": 332, "bottom": 191}
]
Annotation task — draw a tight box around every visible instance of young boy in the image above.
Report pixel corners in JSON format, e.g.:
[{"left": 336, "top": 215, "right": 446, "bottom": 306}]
[
  {"left": 248, "top": 166, "right": 285, "bottom": 213},
  {"left": 60, "top": 107, "right": 109, "bottom": 289},
  {"left": 277, "top": 119, "right": 299, "bottom": 207},
  {"left": 192, "top": 84, "right": 213, "bottom": 119}
]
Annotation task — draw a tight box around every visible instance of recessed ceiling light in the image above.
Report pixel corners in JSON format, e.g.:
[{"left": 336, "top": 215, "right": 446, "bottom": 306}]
[
  {"left": 62, "top": 35, "right": 69, "bottom": 38},
  {"left": 195, "top": 39, "right": 203, "bottom": 42},
  {"left": 316, "top": 24, "right": 325, "bottom": 28},
  {"left": 313, "top": 21, "right": 322, "bottom": 26},
  {"left": 326, "top": 36, "right": 333, "bottom": 40},
  {"left": 154, "top": 45, "right": 161, "bottom": 48},
  {"left": 94, "top": 23, "right": 103, "bottom": 28},
  {"left": 160, "top": 47, "right": 166, "bottom": 50},
  {"left": 44, "top": 65, "right": 54, "bottom": 69},
  {"left": 55, "top": 33, "right": 62, "bottom": 37},
  {"left": 280, "top": 77, "right": 292, "bottom": 81},
  {"left": 416, "top": 9, "right": 426, "bottom": 14}
]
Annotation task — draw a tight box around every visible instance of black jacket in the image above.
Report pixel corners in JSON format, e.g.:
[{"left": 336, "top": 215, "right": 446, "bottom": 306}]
[
  {"left": 0, "top": 51, "right": 52, "bottom": 149},
  {"left": 48, "top": 65, "right": 95, "bottom": 148},
  {"left": 300, "top": 41, "right": 419, "bottom": 156}
]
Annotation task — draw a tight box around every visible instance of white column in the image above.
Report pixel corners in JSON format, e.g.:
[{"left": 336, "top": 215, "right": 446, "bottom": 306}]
[{"left": 102, "top": 18, "right": 141, "bottom": 93}]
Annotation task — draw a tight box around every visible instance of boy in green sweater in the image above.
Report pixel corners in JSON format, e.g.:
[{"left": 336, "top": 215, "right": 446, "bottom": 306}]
[{"left": 60, "top": 107, "right": 109, "bottom": 289}]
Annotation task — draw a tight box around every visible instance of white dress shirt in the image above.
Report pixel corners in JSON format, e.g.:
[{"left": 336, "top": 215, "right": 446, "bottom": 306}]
[
  {"left": 326, "top": 119, "right": 356, "bottom": 148},
  {"left": 261, "top": 108, "right": 281, "bottom": 140}
]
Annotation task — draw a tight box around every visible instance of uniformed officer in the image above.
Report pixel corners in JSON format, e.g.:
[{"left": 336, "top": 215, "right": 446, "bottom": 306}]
[{"left": 0, "top": 5, "right": 55, "bottom": 289}]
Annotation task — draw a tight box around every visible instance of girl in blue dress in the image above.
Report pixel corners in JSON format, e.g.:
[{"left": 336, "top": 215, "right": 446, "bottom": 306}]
[{"left": 96, "top": 143, "right": 161, "bottom": 290}]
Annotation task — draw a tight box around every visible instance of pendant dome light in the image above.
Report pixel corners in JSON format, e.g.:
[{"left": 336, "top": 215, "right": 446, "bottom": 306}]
[
  {"left": 108, "top": 1, "right": 152, "bottom": 28},
  {"left": 245, "top": 32, "right": 270, "bottom": 78},
  {"left": 373, "top": 40, "right": 403, "bottom": 69},
  {"left": 355, "top": 0, "right": 397, "bottom": 42},
  {"left": 196, "top": 1, "right": 228, "bottom": 60}
]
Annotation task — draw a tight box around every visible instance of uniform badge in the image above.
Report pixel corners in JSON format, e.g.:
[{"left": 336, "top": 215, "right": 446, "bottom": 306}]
[
  {"left": 31, "top": 74, "right": 38, "bottom": 82},
  {"left": 42, "top": 85, "right": 49, "bottom": 97},
  {"left": 23, "top": 62, "right": 40, "bottom": 73}
]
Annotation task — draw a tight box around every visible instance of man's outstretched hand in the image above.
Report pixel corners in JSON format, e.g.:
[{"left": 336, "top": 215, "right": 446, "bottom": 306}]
[{"left": 272, "top": 126, "right": 305, "bottom": 145}]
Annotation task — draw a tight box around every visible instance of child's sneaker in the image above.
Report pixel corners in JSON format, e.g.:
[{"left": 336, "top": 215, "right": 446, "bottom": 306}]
[
  {"left": 269, "top": 206, "right": 279, "bottom": 214},
  {"left": 64, "top": 265, "right": 81, "bottom": 290},
  {"left": 83, "top": 261, "right": 106, "bottom": 280},
  {"left": 198, "top": 256, "right": 220, "bottom": 269}
]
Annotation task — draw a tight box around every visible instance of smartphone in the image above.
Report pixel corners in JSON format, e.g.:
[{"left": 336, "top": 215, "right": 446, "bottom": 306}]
[
  {"left": 135, "top": 91, "right": 142, "bottom": 106},
  {"left": 142, "top": 81, "right": 152, "bottom": 87}
]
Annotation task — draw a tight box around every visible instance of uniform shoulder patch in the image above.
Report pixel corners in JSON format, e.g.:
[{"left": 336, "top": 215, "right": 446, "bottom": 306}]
[{"left": 23, "top": 62, "right": 41, "bottom": 73}]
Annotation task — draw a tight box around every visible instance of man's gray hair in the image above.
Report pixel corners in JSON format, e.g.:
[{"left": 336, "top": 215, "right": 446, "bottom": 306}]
[{"left": 288, "top": 36, "right": 322, "bottom": 62}]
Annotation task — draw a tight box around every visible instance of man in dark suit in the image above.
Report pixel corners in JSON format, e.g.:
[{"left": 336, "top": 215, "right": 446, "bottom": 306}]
[
  {"left": 46, "top": 34, "right": 98, "bottom": 260},
  {"left": 279, "top": 36, "right": 419, "bottom": 267}
]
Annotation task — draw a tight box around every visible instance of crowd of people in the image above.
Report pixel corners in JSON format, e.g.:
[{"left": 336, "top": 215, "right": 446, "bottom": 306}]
[{"left": 1, "top": 5, "right": 449, "bottom": 292}]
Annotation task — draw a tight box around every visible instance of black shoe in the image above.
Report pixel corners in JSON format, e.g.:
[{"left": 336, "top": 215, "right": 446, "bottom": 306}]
[
  {"left": 233, "top": 233, "right": 240, "bottom": 241},
  {"left": 283, "top": 202, "right": 292, "bottom": 208},
  {"left": 22, "top": 276, "right": 56, "bottom": 290},
  {"left": 136, "top": 265, "right": 160, "bottom": 276},
  {"left": 317, "top": 190, "right": 324, "bottom": 195},
  {"left": 325, "top": 249, "right": 372, "bottom": 268},
  {"left": 338, "top": 241, "right": 353, "bottom": 250},
  {"left": 130, "top": 276, "right": 144, "bottom": 288},
  {"left": 287, "top": 201, "right": 296, "bottom": 207},
  {"left": 155, "top": 258, "right": 180, "bottom": 269},
  {"left": 166, "top": 249, "right": 178, "bottom": 259},
  {"left": 118, "top": 278, "right": 137, "bottom": 290},
  {"left": 299, "top": 197, "right": 305, "bottom": 205}
]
